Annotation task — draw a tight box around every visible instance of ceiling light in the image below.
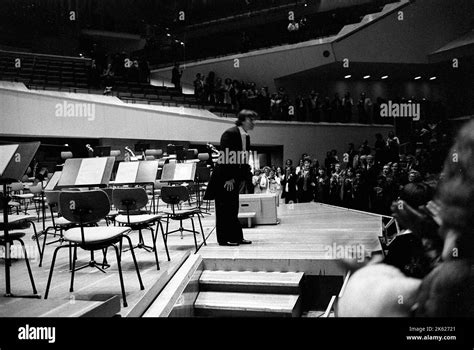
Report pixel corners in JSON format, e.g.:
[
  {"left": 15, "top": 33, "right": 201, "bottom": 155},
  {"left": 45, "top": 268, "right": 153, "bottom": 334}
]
[
  {"left": 430, "top": 76, "right": 437, "bottom": 80},
  {"left": 381, "top": 75, "right": 388, "bottom": 80},
  {"left": 414, "top": 76, "right": 421, "bottom": 80},
  {"left": 363, "top": 75, "right": 370, "bottom": 79},
  {"left": 344, "top": 75, "right": 351, "bottom": 79}
]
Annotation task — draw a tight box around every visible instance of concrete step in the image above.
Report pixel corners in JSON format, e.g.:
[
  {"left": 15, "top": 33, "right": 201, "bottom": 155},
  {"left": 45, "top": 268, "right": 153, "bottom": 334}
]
[
  {"left": 194, "top": 291, "right": 301, "bottom": 317},
  {"left": 199, "top": 270, "right": 304, "bottom": 294}
]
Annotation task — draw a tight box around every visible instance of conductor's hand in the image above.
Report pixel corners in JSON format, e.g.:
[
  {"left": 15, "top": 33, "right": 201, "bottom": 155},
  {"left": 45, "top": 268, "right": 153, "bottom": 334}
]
[{"left": 224, "top": 179, "right": 235, "bottom": 192}]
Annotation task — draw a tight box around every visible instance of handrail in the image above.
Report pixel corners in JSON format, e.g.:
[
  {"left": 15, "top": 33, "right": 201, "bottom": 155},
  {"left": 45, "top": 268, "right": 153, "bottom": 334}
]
[
  {"left": 322, "top": 295, "right": 337, "bottom": 318},
  {"left": 338, "top": 271, "right": 352, "bottom": 299},
  {"left": 0, "top": 49, "right": 91, "bottom": 62},
  {"left": 321, "top": 271, "right": 352, "bottom": 317}
]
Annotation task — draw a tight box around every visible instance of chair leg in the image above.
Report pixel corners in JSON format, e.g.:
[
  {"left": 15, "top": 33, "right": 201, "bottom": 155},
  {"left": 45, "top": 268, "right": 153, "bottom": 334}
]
[
  {"left": 17, "top": 238, "right": 37, "bottom": 294},
  {"left": 29, "top": 221, "right": 43, "bottom": 266},
  {"left": 69, "top": 245, "right": 78, "bottom": 292},
  {"left": 196, "top": 213, "right": 207, "bottom": 246},
  {"left": 159, "top": 221, "right": 170, "bottom": 261},
  {"left": 44, "top": 245, "right": 69, "bottom": 299},
  {"left": 165, "top": 214, "right": 170, "bottom": 237},
  {"left": 123, "top": 235, "right": 144, "bottom": 291},
  {"left": 102, "top": 247, "right": 108, "bottom": 267},
  {"left": 151, "top": 223, "right": 160, "bottom": 270},
  {"left": 39, "top": 226, "right": 51, "bottom": 267},
  {"left": 190, "top": 218, "right": 198, "bottom": 253},
  {"left": 112, "top": 243, "right": 128, "bottom": 308}
]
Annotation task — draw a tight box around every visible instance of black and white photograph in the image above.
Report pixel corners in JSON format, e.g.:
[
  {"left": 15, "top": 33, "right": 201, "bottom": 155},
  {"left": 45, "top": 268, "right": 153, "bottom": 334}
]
[{"left": 0, "top": 0, "right": 473, "bottom": 348}]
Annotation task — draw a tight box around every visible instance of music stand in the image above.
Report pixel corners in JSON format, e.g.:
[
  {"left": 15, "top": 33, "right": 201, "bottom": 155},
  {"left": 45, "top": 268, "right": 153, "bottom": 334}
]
[
  {"left": 195, "top": 166, "right": 212, "bottom": 213},
  {"left": 34, "top": 171, "right": 62, "bottom": 238},
  {"left": 0, "top": 142, "right": 41, "bottom": 298},
  {"left": 161, "top": 163, "right": 196, "bottom": 183},
  {"left": 113, "top": 160, "right": 159, "bottom": 213},
  {"left": 57, "top": 157, "right": 115, "bottom": 189}
]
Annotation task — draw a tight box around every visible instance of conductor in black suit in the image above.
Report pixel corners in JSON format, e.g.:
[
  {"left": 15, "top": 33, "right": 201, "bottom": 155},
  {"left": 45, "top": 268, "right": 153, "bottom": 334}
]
[{"left": 204, "top": 110, "right": 256, "bottom": 246}]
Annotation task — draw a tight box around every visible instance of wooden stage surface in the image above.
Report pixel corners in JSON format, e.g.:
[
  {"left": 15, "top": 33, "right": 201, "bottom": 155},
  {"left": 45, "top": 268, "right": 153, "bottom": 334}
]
[
  {"left": 0, "top": 202, "right": 383, "bottom": 317},
  {"left": 0, "top": 207, "right": 215, "bottom": 318},
  {"left": 200, "top": 202, "right": 383, "bottom": 275}
]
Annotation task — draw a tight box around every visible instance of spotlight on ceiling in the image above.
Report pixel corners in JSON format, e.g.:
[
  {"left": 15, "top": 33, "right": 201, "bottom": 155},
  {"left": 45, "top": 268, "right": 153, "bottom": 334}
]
[
  {"left": 344, "top": 75, "right": 352, "bottom": 79},
  {"left": 430, "top": 76, "right": 437, "bottom": 81},
  {"left": 363, "top": 75, "right": 371, "bottom": 79},
  {"left": 414, "top": 76, "right": 422, "bottom": 80},
  {"left": 381, "top": 75, "right": 388, "bottom": 80}
]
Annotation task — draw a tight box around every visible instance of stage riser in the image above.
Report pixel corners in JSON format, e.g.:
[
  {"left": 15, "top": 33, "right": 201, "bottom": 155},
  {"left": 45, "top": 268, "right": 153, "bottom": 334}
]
[
  {"left": 194, "top": 291, "right": 302, "bottom": 317},
  {"left": 202, "top": 258, "right": 346, "bottom": 276},
  {"left": 199, "top": 284, "right": 301, "bottom": 295},
  {"left": 194, "top": 308, "right": 298, "bottom": 318}
]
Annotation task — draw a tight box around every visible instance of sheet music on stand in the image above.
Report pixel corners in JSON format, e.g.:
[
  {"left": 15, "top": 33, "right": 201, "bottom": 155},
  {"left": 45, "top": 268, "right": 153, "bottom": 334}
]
[
  {"left": 114, "top": 162, "right": 140, "bottom": 184},
  {"left": 0, "top": 145, "right": 18, "bottom": 178},
  {"left": 57, "top": 157, "right": 115, "bottom": 188},
  {"left": 113, "top": 160, "right": 159, "bottom": 184},
  {"left": 160, "top": 163, "right": 196, "bottom": 182},
  {"left": 45, "top": 171, "right": 62, "bottom": 191},
  {"left": 76, "top": 158, "right": 108, "bottom": 185}
]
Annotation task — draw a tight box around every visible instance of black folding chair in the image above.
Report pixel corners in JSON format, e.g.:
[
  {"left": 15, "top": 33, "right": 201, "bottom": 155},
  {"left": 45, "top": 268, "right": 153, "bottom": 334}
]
[
  {"left": 44, "top": 190, "right": 144, "bottom": 307},
  {"left": 161, "top": 186, "right": 207, "bottom": 253},
  {"left": 0, "top": 194, "right": 38, "bottom": 295},
  {"left": 113, "top": 187, "right": 166, "bottom": 268}
]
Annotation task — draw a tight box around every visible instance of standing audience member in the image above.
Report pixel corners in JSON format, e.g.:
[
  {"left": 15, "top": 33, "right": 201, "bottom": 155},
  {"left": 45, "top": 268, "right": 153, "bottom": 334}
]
[
  {"left": 297, "top": 159, "right": 315, "bottom": 203},
  {"left": 281, "top": 160, "right": 298, "bottom": 204},
  {"left": 171, "top": 62, "right": 183, "bottom": 91}
]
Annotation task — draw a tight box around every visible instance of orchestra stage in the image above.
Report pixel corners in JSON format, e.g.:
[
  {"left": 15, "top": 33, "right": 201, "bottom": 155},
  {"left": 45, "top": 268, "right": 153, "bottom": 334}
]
[
  {"left": 0, "top": 202, "right": 383, "bottom": 317},
  {"left": 200, "top": 202, "right": 383, "bottom": 275}
]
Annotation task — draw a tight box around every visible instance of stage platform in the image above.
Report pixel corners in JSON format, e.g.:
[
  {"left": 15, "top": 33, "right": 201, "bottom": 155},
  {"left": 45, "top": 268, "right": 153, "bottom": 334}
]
[
  {"left": 200, "top": 202, "right": 383, "bottom": 276},
  {"left": 0, "top": 208, "right": 215, "bottom": 318},
  {"left": 0, "top": 202, "right": 383, "bottom": 317}
]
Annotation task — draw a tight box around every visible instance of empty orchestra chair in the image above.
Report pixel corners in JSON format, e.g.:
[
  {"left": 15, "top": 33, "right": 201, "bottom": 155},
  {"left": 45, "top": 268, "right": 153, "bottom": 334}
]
[
  {"left": 44, "top": 190, "right": 144, "bottom": 307},
  {"left": 161, "top": 185, "right": 207, "bottom": 253},
  {"left": 113, "top": 187, "right": 167, "bottom": 267}
]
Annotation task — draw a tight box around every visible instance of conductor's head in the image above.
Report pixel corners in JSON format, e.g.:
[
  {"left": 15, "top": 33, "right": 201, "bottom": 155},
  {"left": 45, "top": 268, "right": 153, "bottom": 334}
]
[{"left": 235, "top": 110, "right": 257, "bottom": 132}]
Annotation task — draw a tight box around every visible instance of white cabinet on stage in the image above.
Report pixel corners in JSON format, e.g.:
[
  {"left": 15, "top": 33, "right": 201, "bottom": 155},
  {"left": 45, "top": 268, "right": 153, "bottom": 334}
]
[{"left": 239, "top": 193, "right": 279, "bottom": 225}]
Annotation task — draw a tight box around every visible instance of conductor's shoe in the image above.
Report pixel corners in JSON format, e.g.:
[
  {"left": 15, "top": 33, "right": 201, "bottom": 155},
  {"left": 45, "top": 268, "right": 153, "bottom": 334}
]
[
  {"left": 219, "top": 241, "right": 240, "bottom": 246},
  {"left": 239, "top": 239, "right": 252, "bottom": 244}
]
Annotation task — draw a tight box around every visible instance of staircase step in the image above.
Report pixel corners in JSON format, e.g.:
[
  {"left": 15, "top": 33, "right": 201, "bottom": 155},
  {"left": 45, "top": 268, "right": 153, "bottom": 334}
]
[
  {"left": 194, "top": 291, "right": 301, "bottom": 317},
  {"left": 199, "top": 270, "right": 304, "bottom": 294}
]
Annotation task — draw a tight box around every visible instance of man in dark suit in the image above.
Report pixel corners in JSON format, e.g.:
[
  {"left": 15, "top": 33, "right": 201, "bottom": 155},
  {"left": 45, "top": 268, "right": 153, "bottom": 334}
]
[{"left": 204, "top": 110, "right": 256, "bottom": 246}]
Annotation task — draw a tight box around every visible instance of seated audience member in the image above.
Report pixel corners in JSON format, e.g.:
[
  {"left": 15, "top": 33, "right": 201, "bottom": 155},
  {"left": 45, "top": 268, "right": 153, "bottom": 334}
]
[
  {"left": 338, "top": 120, "right": 474, "bottom": 318},
  {"left": 338, "top": 262, "right": 421, "bottom": 317},
  {"left": 411, "top": 120, "right": 474, "bottom": 317},
  {"left": 385, "top": 183, "right": 439, "bottom": 278}
]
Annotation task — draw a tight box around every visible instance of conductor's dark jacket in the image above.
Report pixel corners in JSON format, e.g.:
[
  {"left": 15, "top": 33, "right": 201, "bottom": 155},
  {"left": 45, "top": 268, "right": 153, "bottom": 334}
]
[{"left": 204, "top": 126, "right": 251, "bottom": 200}]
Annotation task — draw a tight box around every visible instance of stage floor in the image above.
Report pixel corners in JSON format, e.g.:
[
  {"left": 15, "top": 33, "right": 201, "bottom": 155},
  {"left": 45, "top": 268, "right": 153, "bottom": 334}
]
[
  {"left": 0, "top": 206, "right": 214, "bottom": 317},
  {"left": 200, "top": 202, "right": 383, "bottom": 275},
  {"left": 0, "top": 202, "right": 383, "bottom": 317}
]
